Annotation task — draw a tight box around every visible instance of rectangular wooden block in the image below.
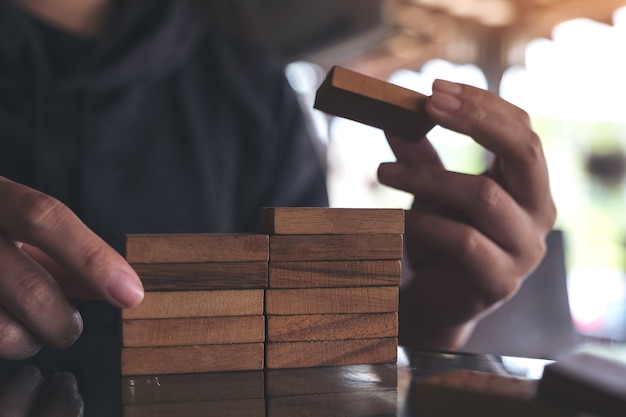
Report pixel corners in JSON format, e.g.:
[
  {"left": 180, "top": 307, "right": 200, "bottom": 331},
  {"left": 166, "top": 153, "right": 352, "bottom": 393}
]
[
  {"left": 268, "top": 260, "right": 401, "bottom": 288},
  {"left": 269, "top": 234, "right": 403, "bottom": 261},
  {"left": 131, "top": 262, "right": 268, "bottom": 291},
  {"left": 123, "top": 398, "right": 265, "bottom": 417},
  {"left": 259, "top": 207, "right": 404, "bottom": 235},
  {"left": 122, "top": 316, "right": 265, "bottom": 347},
  {"left": 265, "top": 364, "right": 398, "bottom": 397},
  {"left": 266, "top": 338, "right": 397, "bottom": 369},
  {"left": 537, "top": 352, "right": 626, "bottom": 417},
  {"left": 125, "top": 233, "right": 269, "bottom": 263},
  {"left": 266, "top": 313, "right": 397, "bottom": 342},
  {"left": 266, "top": 287, "right": 398, "bottom": 315},
  {"left": 121, "top": 290, "right": 264, "bottom": 319},
  {"left": 314, "top": 65, "right": 435, "bottom": 141},
  {"left": 121, "top": 343, "right": 264, "bottom": 375},
  {"left": 121, "top": 371, "right": 264, "bottom": 404}
]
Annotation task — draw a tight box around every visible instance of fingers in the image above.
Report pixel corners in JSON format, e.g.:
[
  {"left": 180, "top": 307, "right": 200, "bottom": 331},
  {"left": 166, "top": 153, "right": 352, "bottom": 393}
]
[
  {"left": 425, "top": 80, "right": 554, "bottom": 223},
  {"left": 378, "top": 162, "right": 542, "bottom": 259},
  {"left": 0, "top": 177, "right": 143, "bottom": 309},
  {"left": 0, "top": 367, "right": 83, "bottom": 417},
  {"left": 0, "top": 234, "right": 83, "bottom": 356},
  {"left": 27, "top": 372, "right": 84, "bottom": 417}
]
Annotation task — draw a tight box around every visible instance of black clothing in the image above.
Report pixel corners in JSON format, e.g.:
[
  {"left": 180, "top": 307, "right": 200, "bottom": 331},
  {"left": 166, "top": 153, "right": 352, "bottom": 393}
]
[{"left": 0, "top": 0, "right": 328, "bottom": 341}]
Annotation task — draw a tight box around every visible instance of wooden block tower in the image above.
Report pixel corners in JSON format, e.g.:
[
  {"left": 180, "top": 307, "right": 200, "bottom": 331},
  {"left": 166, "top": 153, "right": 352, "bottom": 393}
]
[
  {"left": 119, "top": 207, "right": 403, "bottom": 375},
  {"left": 120, "top": 234, "right": 268, "bottom": 376},
  {"left": 260, "top": 207, "right": 403, "bottom": 369}
]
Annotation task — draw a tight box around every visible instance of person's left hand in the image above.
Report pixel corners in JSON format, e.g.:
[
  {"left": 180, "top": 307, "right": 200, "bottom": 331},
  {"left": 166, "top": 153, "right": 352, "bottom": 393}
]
[
  {"left": 378, "top": 79, "right": 556, "bottom": 350},
  {"left": 0, "top": 365, "right": 84, "bottom": 416}
]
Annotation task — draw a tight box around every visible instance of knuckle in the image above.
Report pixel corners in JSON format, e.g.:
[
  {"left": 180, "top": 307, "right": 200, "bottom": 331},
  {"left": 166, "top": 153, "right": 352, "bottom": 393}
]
[
  {"left": 0, "top": 319, "right": 42, "bottom": 360},
  {"left": 17, "top": 191, "right": 68, "bottom": 233},
  {"left": 522, "top": 130, "right": 544, "bottom": 164},
  {"left": 15, "top": 274, "right": 55, "bottom": 317},
  {"left": 474, "top": 177, "right": 503, "bottom": 211}
]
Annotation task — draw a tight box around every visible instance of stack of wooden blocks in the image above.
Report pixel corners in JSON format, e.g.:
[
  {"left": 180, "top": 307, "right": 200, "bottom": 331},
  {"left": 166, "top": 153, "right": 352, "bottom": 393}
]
[
  {"left": 120, "top": 207, "right": 403, "bottom": 376},
  {"left": 261, "top": 207, "right": 403, "bottom": 369}
]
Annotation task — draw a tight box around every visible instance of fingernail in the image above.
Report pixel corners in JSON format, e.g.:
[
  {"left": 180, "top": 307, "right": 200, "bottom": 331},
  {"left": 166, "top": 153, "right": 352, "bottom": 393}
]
[
  {"left": 432, "top": 79, "right": 462, "bottom": 95},
  {"left": 107, "top": 270, "right": 144, "bottom": 308},
  {"left": 378, "top": 163, "right": 406, "bottom": 178},
  {"left": 430, "top": 80, "right": 462, "bottom": 112}
]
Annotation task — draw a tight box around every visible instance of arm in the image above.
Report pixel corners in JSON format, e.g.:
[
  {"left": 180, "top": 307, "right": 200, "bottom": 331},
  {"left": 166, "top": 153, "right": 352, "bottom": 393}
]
[{"left": 378, "top": 80, "right": 556, "bottom": 350}]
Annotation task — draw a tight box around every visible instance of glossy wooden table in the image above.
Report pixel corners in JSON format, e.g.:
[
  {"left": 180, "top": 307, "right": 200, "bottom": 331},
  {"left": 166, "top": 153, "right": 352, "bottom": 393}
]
[{"left": 0, "top": 340, "right": 555, "bottom": 417}]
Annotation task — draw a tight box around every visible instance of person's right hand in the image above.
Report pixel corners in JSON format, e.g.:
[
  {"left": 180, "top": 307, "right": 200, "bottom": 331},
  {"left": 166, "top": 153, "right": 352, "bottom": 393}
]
[{"left": 0, "top": 177, "right": 144, "bottom": 360}]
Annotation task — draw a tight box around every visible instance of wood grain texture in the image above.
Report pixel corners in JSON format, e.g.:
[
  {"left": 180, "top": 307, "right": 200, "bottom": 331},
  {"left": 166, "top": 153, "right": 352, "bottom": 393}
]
[
  {"left": 265, "top": 287, "right": 398, "bottom": 315},
  {"left": 314, "top": 65, "right": 435, "bottom": 141},
  {"left": 269, "top": 234, "right": 403, "bottom": 261},
  {"left": 265, "top": 364, "right": 398, "bottom": 396},
  {"left": 267, "top": 390, "right": 398, "bottom": 417},
  {"left": 131, "top": 262, "right": 268, "bottom": 291},
  {"left": 122, "top": 316, "right": 265, "bottom": 347},
  {"left": 121, "top": 290, "right": 264, "bottom": 319},
  {"left": 121, "top": 343, "right": 264, "bottom": 375},
  {"left": 125, "top": 234, "right": 269, "bottom": 263},
  {"left": 266, "top": 338, "right": 397, "bottom": 369},
  {"left": 259, "top": 207, "right": 404, "bottom": 235},
  {"left": 123, "top": 398, "right": 265, "bottom": 417},
  {"left": 268, "top": 260, "right": 401, "bottom": 288},
  {"left": 266, "top": 313, "right": 397, "bottom": 342}
]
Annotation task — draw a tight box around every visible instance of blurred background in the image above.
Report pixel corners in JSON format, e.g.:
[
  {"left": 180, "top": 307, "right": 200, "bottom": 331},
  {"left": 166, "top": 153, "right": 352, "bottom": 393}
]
[{"left": 208, "top": 0, "right": 626, "bottom": 358}]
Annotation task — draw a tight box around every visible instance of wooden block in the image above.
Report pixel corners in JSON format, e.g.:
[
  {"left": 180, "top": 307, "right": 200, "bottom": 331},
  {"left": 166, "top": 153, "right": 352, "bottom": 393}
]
[
  {"left": 131, "top": 262, "right": 268, "bottom": 291},
  {"left": 269, "top": 260, "right": 401, "bottom": 288},
  {"left": 266, "top": 287, "right": 398, "bottom": 315},
  {"left": 537, "top": 351, "right": 626, "bottom": 417},
  {"left": 314, "top": 65, "right": 435, "bottom": 141},
  {"left": 266, "top": 338, "right": 397, "bottom": 369},
  {"left": 269, "top": 234, "right": 403, "bottom": 261},
  {"left": 125, "top": 234, "right": 269, "bottom": 263},
  {"left": 410, "top": 370, "right": 569, "bottom": 417},
  {"left": 121, "top": 290, "right": 263, "bottom": 319},
  {"left": 267, "top": 390, "right": 398, "bottom": 417},
  {"left": 265, "top": 364, "right": 397, "bottom": 397},
  {"left": 122, "top": 316, "right": 265, "bottom": 347},
  {"left": 266, "top": 313, "right": 397, "bottom": 342},
  {"left": 121, "top": 371, "right": 264, "bottom": 404},
  {"left": 259, "top": 207, "right": 404, "bottom": 235},
  {"left": 121, "top": 343, "right": 264, "bottom": 375},
  {"left": 123, "top": 398, "right": 265, "bottom": 417}
]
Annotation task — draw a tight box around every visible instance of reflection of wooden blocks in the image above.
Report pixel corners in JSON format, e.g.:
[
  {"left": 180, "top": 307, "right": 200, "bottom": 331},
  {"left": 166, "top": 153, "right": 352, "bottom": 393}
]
[
  {"left": 123, "top": 398, "right": 265, "bottom": 417},
  {"left": 259, "top": 207, "right": 404, "bottom": 235},
  {"left": 121, "top": 343, "right": 264, "bottom": 375},
  {"left": 269, "top": 234, "right": 403, "bottom": 261},
  {"left": 411, "top": 370, "right": 567, "bottom": 417},
  {"left": 269, "top": 260, "right": 401, "bottom": 288},
  {"left": 266, "top": 338, "right": 397, "bottom": 369},
  {"left": 125, "top": 233, "right": 269, "bottom": 263},
  {"left": 265, "top": 287, "right": 398, "bottom": 315},
  {"left": 122, "top": 290, "right": 264, "bottom": 319},
  {"left": 121, "top": 371, "right": 264, "bottom": 404},
  {"left": 314, "top": 65, "right": 435, "bottom": 141}
]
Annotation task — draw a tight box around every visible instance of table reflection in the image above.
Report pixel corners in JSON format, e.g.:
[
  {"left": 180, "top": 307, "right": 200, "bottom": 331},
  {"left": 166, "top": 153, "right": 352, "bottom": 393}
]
[{"left": 0, "top": 344, "right": 557, "bottom": 417}]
